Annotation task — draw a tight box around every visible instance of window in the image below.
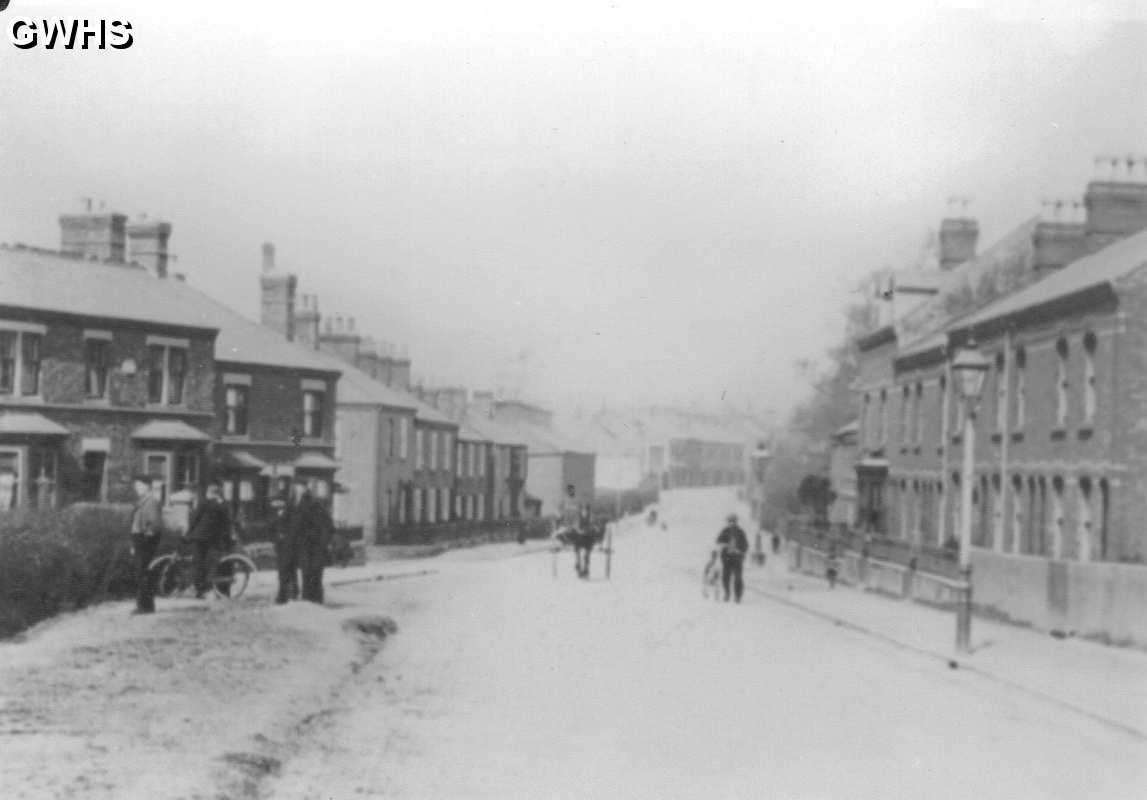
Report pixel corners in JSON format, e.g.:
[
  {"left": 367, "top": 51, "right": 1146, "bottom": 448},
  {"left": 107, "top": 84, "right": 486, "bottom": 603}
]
[
  {"left": 0, "top": 328, "right": 44, "bottom": 397},
  {"left": 1050, "top": 477, "right": 1065, "bottom": 559},
  {"left": 1055, "top": 339, "right": 1069, "bottom": 427},
  {"left": 429, "top": 430, "right": 438, "bottom": 471},
  {"left": 913, "top": 383, "right": 924, "bottom": 443},
  {"left": 994, "top": 352, "right": 1007, "bottom": 431},
  {"left": 81, "top": 451, "right": 107, "bottom": 502},
  {"left": 877, "top": 389, "right": 887, "bottom": 444},
  {"left": 440, "top": 488, "right": 449, "bottom": 521},
  {"left": 27, "top": 448, "right": 57, "bottom": 510},
  {"left": 991, "top": 473, "right": 1004, "bottom": 551},
  {"left": 174, "top": 452, "right": 199, "bottom": 495},
  {"left": 938, "top": 375, "right": 948, "bottom": 446},
  {"left": 900, "top": 385, "right": 911, "bottom": 444},
  {"left": 415, "top": 429, "right": 424, "bottom": 469},
  {"left": 0, "top": 448, "right": 20, "bottom": 511},
  {"left": 1077, "top": 477, "right": 1093, "bottom": 562},
  {"left": 147, "top": 343, "right": 188, "bottom": 406},
  {"left": 302, "top": 391, "right": 324, "bottom": 438},
  {"left": 388, "top": 419, "right": 396, "bottom": 458},
  {"left": 1011, "top": 475, "right": 1024, "bottom": 555},
  {"left": 224, "top": 385, "right": 249, "bottom": 435},
  {"left": 456, "top": 441, "right": 464, "bottom": 476},
  {"left": 145, "top": 452, "right": 171, "bottom": 504},
  {"left": 85, "top": 339, "right": 110, "bottom": 398},
  {"left": 399, "top": 417, "right": 409, "bottom": 460},
  {"left": 1013, "top": 348, "right": 1026, "bottom": 429},
  {"left": 427, "top": 486, "right": 437, "bottom": 523},
  {"left": 477, "top": 493, "right": 485, "bottom": 520},
  {"left": 1098, "top": 479, "right": 1110, "bottom": 561},
  {"left": 1083, "top": 332, "right": 1097, "bottom": 424},
  {"left": 861, "top": 393, "right": 871, "bottom": 446},
  {"left": 444, "top": 433, "right": 453, "bottom": 472}
]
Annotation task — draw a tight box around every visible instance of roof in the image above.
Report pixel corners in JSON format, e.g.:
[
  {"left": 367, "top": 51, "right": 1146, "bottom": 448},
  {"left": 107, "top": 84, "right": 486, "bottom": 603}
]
[
  {"left": 217, "top": 450, "right": 268, "bottom": 471},
  {"left": 895, "top": 216, "right": 1040, "bottom": 343},
  {"left": 410, "top": 397, "right": 456, "bottom": 427},
  {"left": 332, "top": 360, "right": 419, "bottom": 411},
  {"left": 952, "top": 227, "right": 1147, "bottom": 333},
  {"left": 465, "top": 415, "right": 529, "bottom": 447},
  {"left": 131, "top": 420, "right": 212, "bottom": 441},
  {"left": 0, "top": 246, "right": 218, "bottom": 332},
  {"left": 0, "top": 412, "right": 69, "bottom": 436},
  {"left": 833, "top": 420, "right": 860, "bottom": 438},
  {"left": 0, "top": 246, "right": 339, "bottom": 374}
]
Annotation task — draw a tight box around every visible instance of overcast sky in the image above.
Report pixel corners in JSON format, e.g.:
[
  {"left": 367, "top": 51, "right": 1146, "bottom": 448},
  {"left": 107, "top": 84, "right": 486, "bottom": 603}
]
[{"left": 1, "top": 1, "right": 1144, "bottom": 418}]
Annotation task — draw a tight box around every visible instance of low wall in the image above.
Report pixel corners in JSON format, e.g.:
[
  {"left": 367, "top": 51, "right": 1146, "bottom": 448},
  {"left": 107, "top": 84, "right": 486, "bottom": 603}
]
[
  {"left": 787, "top": 537, "right": 1147, "bottom": 646},
  {"left": 972, "top": 551, "right": 1147, "bottom": 645}
]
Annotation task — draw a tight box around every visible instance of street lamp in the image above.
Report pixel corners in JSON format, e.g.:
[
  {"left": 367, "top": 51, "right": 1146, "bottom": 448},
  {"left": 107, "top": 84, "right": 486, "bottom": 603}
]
[
  {"left": 951, "top": 338, "right": 989, "bottom": 653},
  {"left": 749, "top": 445, "right": 773, "bottom": 563}
]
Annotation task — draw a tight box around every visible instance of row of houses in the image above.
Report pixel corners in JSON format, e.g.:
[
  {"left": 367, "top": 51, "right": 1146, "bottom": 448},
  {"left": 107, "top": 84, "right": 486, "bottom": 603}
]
[
  {"left": 826, "top": 155, "right": 1147, "bottom": 642},
  {"left": 0, "top": 208, "right": 595, "bottom": 542}
]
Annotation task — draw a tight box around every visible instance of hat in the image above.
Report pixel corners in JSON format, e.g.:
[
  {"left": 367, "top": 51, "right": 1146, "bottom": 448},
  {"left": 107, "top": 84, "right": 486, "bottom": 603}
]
[{"left": 726, "top": 513, "right": 738, "bottom": 523}]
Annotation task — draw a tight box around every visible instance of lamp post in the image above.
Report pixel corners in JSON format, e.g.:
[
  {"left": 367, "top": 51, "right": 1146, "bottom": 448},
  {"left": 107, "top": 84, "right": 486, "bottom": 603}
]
[
  {"left": 951, "top": 338, "right": 989, "bottom": 653},
  {"left": 749, "top": 445, "right": 773, "bottom": 563}
]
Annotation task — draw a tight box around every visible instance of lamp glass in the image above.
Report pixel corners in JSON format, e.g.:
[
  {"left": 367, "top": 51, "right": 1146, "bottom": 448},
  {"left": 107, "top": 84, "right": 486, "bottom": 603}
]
[{"left": 952, "top": 344, "right": 989, "bottom": 401}]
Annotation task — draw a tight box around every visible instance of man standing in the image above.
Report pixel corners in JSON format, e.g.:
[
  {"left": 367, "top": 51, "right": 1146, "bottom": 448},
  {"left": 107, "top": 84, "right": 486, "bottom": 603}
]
[
  {"left": 293, "top": 477, "right": 334, "bottom": 604},
  {"left": 715, "top": 513, "right": 749, "bottom": 603},
  {"left": 272, "top": 489, "right": 298, "bottom": 604},
  {"left": 187, "top": 482, "right": 234, "bottom": 599},
  {"left": 129, "top": 475, "right": 163, "bottom": 615}
]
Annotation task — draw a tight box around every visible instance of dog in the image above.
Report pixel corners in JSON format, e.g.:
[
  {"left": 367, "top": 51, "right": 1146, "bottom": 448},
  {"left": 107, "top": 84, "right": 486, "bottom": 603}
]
[{"left": 702, "top": 549, "right": 723, "bottom": 600}]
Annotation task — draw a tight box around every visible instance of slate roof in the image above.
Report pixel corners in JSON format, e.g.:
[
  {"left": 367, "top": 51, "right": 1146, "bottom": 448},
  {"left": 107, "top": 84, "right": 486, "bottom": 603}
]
[
  {"left": 0, "top": 246, "right": 338, "bottom": 374},
  {"left": 951, "top": 227, "right": 1147, "bottom": 333},
  {"left": 895, "top": 216, "right": 1040, "bottom": 345},
  {"left": 332, "top": 360, "right": 420, "bottom": 411},
  {"left": 461, "top": 415, "right": 528, "bottom": 447}
]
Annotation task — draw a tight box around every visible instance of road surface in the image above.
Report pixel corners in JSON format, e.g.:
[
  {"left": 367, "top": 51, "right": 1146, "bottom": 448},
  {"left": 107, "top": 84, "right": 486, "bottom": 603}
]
[
  {"left": 262, "top": 489, "right": 1147, "bottom": 799},
  {"left": 1, "top": 487, "right": 1143, "bottom": 799}
]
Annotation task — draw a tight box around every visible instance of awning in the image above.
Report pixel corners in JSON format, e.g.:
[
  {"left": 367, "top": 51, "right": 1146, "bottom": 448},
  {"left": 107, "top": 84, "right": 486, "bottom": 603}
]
[
  {"left": 131, "top": 420, "right": 211, "bottom": 442},
  {"left": 218, "top": 450, "right": 268, "bottom": 472},
  {"left": 0, "top": 412, "right": 69, "bottom": 436},
  {"left": 856, "top": 457, "right": 891, "bottom": 473},
  {"left": 293, "top": 452, "right": 340, "bottom": 471},
  {"left": 260, "top": 463, "right": 295, "bottom": 478}
]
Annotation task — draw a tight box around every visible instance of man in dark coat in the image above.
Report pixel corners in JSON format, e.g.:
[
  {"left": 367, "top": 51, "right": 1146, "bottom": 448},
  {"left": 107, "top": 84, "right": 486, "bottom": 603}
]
[
  {"left": 129, "top": 475, "right": 163, "bottom": 615},
  {"left": 272, "top": 489, "right": 298, "bottom": 604},
  {"left": 286, "top": 477, "right": 334, "bottom": 604},
  {"left": 715, "top": 513, "right": 749, "bottom": 603},
  {"left": 187, "top": 482, "right": 234, "bottom": 598}
]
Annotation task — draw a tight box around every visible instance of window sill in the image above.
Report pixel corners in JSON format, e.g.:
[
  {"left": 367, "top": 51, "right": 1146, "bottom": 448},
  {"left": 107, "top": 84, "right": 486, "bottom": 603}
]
[
  {"left": 220, "top": 434, "right": 251, "bottom": 442},
  {"left": 0, "top": 394, "right": 44, "bottom": 404},
  {"left": 83, "top": 396, "right": 110, "bottom": 405}
]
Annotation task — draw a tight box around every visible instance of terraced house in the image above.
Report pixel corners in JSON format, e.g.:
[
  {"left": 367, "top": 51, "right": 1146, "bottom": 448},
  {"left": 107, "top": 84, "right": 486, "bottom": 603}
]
[
  {"left": 849, "top": 159, "right": 1147, "bottom": 643},
  {"left": 0, "top": 211, "right": 341, "bottom": 530}
]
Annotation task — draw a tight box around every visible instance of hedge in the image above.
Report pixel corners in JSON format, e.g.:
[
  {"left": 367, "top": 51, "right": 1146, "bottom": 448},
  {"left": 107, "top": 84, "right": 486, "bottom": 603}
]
[{"left": 0, "top": 503, "right": 176, "bottom": 639}]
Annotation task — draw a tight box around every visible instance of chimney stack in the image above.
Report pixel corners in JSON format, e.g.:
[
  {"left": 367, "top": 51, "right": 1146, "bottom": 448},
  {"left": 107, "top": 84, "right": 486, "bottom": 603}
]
[
  {"left": 938, "top": 197, "right": 978, "bottom": 270},
  {"left": 1084, "top": 155, "right": 1147, "bottom": 255},
  {"left": 259, "top": 241, "right": 297, "bottom": 340},
  {"left": 296, "top": 294, "right": 321, "bottom": 350},
  {"left": 126, "top": 216, "right": 172, "bottom": 278},
  {"left": 1031, "top": 197, "right": 1086, "bottom": 275},
  {"left": 317, "top": 311, "right": 362, "bottom": 366},
  {"left": 59, "top": 204, "right": 128, "bottom": 263}
]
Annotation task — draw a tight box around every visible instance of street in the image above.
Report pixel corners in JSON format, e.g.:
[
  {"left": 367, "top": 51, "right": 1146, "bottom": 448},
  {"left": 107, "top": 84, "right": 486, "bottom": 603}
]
[{"left": 1, "top": 488, "right": 1144, "bottom": 799}]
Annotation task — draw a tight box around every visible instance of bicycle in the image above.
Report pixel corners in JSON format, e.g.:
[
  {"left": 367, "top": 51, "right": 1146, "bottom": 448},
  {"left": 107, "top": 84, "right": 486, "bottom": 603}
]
[{"left": 148, "top": 538, "right": 257, "bottom": 600}]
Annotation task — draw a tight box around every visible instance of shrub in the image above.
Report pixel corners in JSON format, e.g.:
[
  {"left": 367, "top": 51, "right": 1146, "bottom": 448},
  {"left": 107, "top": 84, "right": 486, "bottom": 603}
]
[{"left": 0, "top": 503, "right": 161, "bottom": 638}]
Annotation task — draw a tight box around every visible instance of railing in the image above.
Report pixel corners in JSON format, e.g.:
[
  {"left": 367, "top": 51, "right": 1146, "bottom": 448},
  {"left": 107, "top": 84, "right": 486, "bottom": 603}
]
[
  {"left": 384, "top": 518, "right": 550, "bottom": 546},
  {"left": 783, "top": 514, "right": 959, "bottom": 581}
]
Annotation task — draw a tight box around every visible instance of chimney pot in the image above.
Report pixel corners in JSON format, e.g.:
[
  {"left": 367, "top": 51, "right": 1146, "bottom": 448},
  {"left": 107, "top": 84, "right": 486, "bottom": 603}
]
[{"left": 262, "top": 242, "right": 275, "bottom": 272}]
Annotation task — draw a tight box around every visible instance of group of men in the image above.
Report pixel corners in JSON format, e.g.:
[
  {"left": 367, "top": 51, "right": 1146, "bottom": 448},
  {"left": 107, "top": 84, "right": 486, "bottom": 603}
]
[{"left": 128, "top": 473, "right": 334, "bottom": 614}]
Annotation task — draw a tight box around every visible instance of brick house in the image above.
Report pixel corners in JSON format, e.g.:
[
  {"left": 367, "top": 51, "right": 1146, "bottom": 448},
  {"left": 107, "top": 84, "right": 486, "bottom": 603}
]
[
  {"left": 1, "top": 214, "right": 343, "bottom": 533},
  {"left": 0, "top": 243, "right": 218, "bottom": 512},
  {"left": 845, "top": 162, "right": 1147, "bottom": 641},
  {"left": 462, "top": 413, "right": 529, "bottom": 521}
]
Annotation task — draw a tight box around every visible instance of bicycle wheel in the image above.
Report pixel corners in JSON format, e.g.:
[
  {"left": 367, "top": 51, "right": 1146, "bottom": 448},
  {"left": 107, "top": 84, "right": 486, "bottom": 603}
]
[
  {"left": 211, "top": 554, "right": 255, "bottom": 599},
  {"left": 157, "top": 557, "right": 190, "bottom": 598}
]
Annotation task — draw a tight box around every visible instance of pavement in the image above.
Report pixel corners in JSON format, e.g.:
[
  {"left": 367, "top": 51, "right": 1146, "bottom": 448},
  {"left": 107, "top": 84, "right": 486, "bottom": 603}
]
[{"left": 743, "top": 541, "right": 1147, "bottom": 742}]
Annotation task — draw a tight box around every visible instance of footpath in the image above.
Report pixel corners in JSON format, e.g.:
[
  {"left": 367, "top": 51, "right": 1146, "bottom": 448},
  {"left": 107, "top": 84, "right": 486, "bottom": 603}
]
[{"left": 744, "top": 551, "right": 1147, "bottom": 741}]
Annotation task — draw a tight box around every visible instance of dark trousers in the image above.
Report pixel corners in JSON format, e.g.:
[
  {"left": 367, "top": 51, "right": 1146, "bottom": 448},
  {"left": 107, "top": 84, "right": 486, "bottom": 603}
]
[
  {"left": 192, "top": 538, "right": 213, "bottom": 596},
  {"left": 276, "top": 538, "right": 299, "bottom": 603},
  {"left": 721, "top": 553, "right": 744, "bottom": 602},
  {"left": 132, "top": 534, "right": 159, "bottom": 613},
  {"left": 298, "top": 537, "right": 326, "bottom": 604},
  {"left": 574, "top": 532, "right": 594, "bottom": 577}
]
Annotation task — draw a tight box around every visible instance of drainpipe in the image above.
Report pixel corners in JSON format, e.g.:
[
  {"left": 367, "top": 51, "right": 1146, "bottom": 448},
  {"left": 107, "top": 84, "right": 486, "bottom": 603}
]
[{"left": 999, "top": 328, "right": 1012, "bottom": 553}]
